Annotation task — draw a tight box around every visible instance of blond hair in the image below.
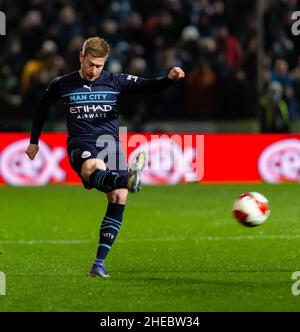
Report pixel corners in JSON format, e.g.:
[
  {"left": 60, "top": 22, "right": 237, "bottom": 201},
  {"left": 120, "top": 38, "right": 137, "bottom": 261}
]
[{"left": 82, "top": 37, "right": 110, "bottom": 58}]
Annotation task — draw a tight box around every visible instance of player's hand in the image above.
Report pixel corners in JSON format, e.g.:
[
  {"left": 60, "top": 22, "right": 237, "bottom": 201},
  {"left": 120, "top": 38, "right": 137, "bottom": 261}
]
[
  {"left": 25, "top": 144, "right": 39, "bottom": 160},
  {"left": 168, "top": 67, "right": 185, "bottom": 81}
]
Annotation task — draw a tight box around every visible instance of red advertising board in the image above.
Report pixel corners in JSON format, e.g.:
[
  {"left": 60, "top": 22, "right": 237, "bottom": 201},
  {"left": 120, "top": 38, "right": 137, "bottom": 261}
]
[
  {"left": 0, "top": 133, "right": 299, "bottom": 185},
  {"left": 203, "top": 134, "right": 300, "bottom": 183}
]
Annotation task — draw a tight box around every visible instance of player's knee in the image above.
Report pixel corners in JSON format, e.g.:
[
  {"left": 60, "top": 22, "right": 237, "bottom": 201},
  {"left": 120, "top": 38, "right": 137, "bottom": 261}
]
[
  {"left": 81, "top": 159, "right": 106, "bottom": 182},
  {"left": 107, "top": 189, "right": 128, "bottom": 204}
]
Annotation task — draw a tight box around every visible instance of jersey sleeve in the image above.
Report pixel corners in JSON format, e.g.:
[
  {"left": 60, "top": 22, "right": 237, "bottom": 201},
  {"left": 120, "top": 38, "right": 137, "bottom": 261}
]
[
  {"left": 112, "top": 73, "right": 174, "bottom": 93},
  {"left": 30, "top": 77, "right": 61, "bottom": 144}
]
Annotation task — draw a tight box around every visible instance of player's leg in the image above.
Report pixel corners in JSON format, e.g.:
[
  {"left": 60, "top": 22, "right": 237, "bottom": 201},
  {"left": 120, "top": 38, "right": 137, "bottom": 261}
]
[
  {"left": 88, "top": 189, "right": 128, "bottom": 278},
  {"left": 68, "top": 139, "right": 146, "bottom": 192},
  {"left": 81, "top": 158, "right": 129, "bottom": 193},
  {"left": 81, "top": 152, "right": 146, "bottom": 193}
]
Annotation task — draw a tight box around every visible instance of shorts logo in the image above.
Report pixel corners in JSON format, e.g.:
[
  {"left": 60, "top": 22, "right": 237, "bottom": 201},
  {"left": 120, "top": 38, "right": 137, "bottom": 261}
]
[{"left": 81, "top": 151, "right": 92, "bottom": 159}]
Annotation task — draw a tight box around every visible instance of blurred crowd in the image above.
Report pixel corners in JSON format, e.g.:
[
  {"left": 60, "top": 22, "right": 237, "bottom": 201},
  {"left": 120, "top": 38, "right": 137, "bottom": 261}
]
[
  {"left": 261, "top": 0, "right": 300, "bottom": 132},
  {"left": 1, "top": 0, "right": 258, "bottom": 131}
]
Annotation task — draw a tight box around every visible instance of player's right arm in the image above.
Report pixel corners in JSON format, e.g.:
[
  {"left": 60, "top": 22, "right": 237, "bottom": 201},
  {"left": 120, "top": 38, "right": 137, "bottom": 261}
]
[
  {"left": 25, "top": 77, "right": 61, "bottom": 160},
  {"left": 112, "top": 67, "right": 185, "bottom": 93},
  {"left": 25, "top": 143, "right": 39, "bottom": 160}
]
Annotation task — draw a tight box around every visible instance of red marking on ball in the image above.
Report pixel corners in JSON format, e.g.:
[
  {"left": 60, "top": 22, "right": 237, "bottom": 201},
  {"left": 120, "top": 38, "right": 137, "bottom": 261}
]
[
  {"left": 233, "top": 210, "right": 248, "bottom": 222},
  {"left": 255, "top": 200, "right": 269, "bottom": 215}
]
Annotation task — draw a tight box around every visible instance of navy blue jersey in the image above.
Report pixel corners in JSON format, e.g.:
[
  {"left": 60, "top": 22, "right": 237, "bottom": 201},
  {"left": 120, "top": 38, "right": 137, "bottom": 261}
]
[{"left": 30, "top": 70, "right": 173, "bottom": 144}]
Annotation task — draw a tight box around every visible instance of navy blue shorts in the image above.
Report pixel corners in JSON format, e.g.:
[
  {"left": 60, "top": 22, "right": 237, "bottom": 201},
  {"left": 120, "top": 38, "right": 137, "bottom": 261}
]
[{"left": 67, "top": 137, "right": 129, "bottom": 189}]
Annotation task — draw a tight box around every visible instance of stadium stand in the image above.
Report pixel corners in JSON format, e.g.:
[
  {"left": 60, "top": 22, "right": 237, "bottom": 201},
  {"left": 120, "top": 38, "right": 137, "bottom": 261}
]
[
  {"left": 262, "top": 0, "right": 300, "bottom": 131},
  {"left": 1, "top": 0, "right": 299, "bottom": 132}
]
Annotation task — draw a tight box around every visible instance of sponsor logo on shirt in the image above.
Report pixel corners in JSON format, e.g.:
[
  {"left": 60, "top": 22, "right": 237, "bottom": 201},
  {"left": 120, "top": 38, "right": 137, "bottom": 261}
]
[{"left": 69, "top": 104, "right": 113, "bottom": 119}]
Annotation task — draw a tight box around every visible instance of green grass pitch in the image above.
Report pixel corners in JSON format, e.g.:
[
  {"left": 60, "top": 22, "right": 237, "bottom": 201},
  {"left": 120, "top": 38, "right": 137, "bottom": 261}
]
[{"left": 0, "top": 183, "right": 300, "bottom": 312}]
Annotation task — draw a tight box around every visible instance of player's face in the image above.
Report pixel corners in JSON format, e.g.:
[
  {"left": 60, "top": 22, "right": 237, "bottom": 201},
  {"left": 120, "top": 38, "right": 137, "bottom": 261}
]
[{"left": 80, "top": 52, "right": 107, "bottom": 81}]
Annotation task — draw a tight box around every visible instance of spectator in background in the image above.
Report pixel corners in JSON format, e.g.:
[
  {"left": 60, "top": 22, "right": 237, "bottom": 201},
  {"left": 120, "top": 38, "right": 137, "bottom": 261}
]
[
  {"left": 215, "top": 25, "right": 243, "bottom": 70},
  {"left": 100, "top": 19, "right": 120, "bottom": 47},
  {"left": 243, "top": 34, "right": 258, "bottom": 116},
  {"left": 21, "top": 40, "right": 67, "bottom": 119},
  {"left": 179, "top": 25, "right": 200, "bottom": 71},
  {"left": 54, "top": 6, "right": 83, "bottom": 53},
  {"left": 19, "top": 10, "right": 45, "bottom": 58},
  {"left": 1, "top": 0, "right": 258, "bottom": 128},
  {"left": 271, "top": 58, "right": 293, "bottom": 87},
  {"left": 270, "top": 58, "right": 299, "bottom": 120},
  {"left": 243, "top": 34, "right": 258, "bottom": 92},
  {"left": 0, "top": 64, "right": 22, "bottom": 113},
  {"left": 260, "top": 81, "right": 290, "bottom": 133},
  {"left": 262, "top": 0, "right": 300, "bottom": 128},
  {"left": 123, "top": 12, "right": 145, "bottom": 46},
  {"left": 64, "top": 35, "right": 85, "bottom": 70},
  {"left": 21, "top": 40, "right": 59, "bottom": 92},
  {"left": 22, "top": 68, "right": 52, "bottom": 120},
  {"left": 186, "top": 60, "right": 217, "bottom": 118},
  {"left": 290, "top": 55, "right": 300, "bottom": 118},
  {"left": 2, "top": 37, "right": 26, "bottom": 78}
]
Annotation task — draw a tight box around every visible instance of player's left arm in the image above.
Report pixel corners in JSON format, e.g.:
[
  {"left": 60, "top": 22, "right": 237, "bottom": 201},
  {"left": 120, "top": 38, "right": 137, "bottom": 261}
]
[{"left": 113, "top": 66, "right": 185, "bottom": 93}]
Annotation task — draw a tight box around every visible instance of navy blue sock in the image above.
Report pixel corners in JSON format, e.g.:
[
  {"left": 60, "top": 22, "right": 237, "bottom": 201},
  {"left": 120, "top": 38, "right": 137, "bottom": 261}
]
[
  {"left": 89, "top": 169, "right": 128, "bottom": 192},
  {"left": 96, "top": 203, "right": 125, "bottom": 262}
]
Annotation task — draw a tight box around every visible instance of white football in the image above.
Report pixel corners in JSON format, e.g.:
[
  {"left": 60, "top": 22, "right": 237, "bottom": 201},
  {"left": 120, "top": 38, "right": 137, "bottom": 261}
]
[{"left": 232, "top": 192, "right": 270, "bottom": 227}]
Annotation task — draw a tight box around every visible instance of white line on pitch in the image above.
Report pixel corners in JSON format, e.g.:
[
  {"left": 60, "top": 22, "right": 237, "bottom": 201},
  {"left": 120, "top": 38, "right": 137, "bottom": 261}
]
[
  {"left": 1, "top": 234, "right": 300, "bottom": 245},
  {"left": 0, "top": 239, "right": 92, "bottom": 244}
]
